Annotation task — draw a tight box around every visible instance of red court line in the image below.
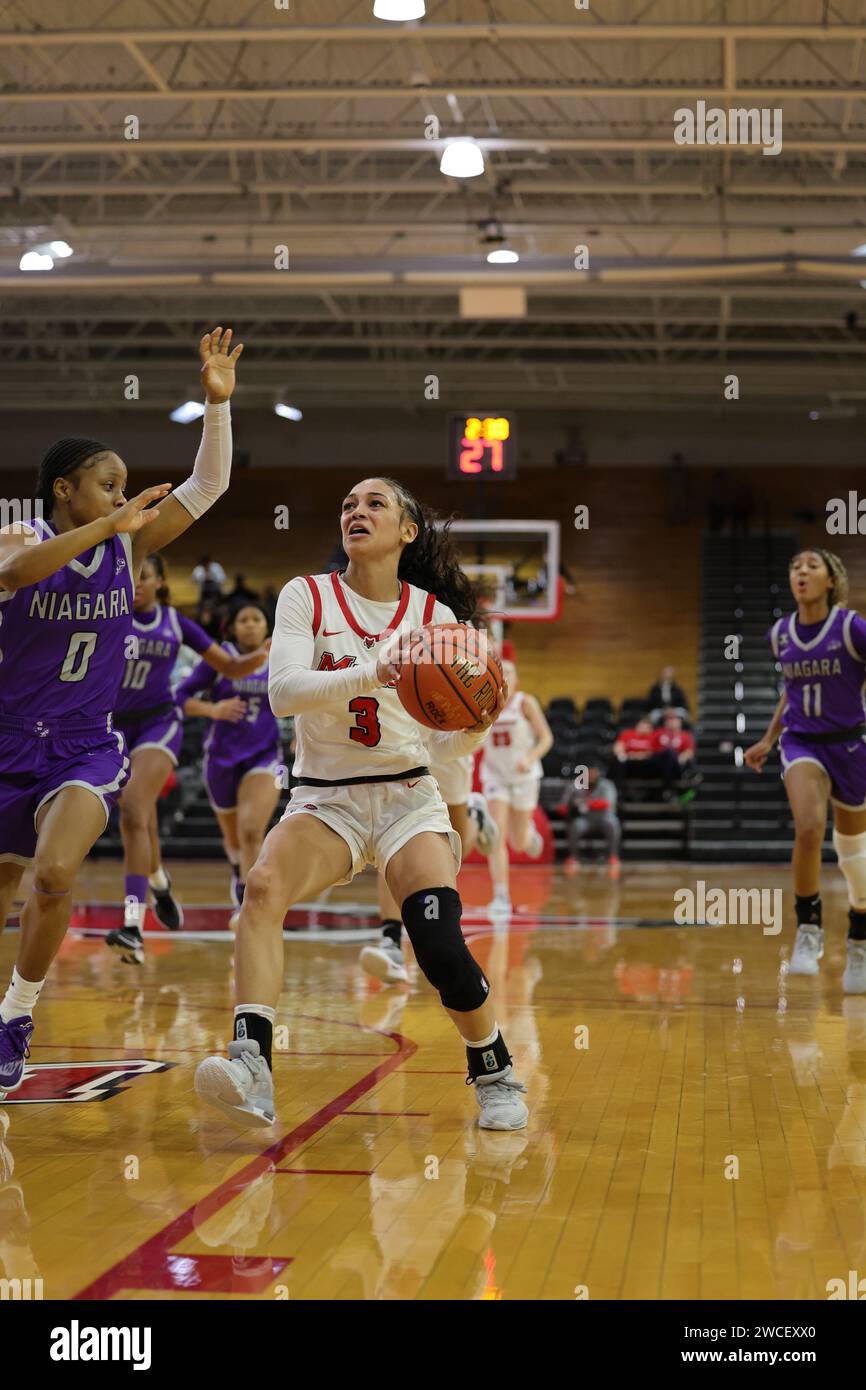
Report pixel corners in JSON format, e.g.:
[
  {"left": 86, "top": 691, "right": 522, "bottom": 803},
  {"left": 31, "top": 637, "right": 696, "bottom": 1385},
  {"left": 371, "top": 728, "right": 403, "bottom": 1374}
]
[{"left": 71, "top": 1022, "right": 416, "bottom": 1300}]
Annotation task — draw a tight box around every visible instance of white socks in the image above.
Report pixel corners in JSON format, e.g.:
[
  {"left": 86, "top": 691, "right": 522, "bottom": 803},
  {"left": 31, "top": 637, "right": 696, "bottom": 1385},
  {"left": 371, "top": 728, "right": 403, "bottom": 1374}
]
[
  {"left": 0, "top": 968, "right": 45, "bottom": 1023},
  {"left": 460, "top": 1022, "right": 500, "bottom": 1049}
]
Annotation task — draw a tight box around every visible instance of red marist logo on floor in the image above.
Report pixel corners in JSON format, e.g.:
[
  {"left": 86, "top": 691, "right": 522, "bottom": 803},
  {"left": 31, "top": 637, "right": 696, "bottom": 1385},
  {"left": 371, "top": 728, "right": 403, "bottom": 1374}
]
[{"left": 3, "top": 1059, "right": 174, "bottom": 1104}]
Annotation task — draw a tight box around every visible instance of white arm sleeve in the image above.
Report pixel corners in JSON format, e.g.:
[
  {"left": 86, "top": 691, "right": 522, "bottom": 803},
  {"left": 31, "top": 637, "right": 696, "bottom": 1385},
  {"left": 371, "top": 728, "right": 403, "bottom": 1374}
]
[
  {"left": 172, "top": 401, "right": 233, "bottom": 520},
  {"left": 428, "top": 726, "right": 491, "bottom": 761},
  {"left": 268, "top": 577, "right": 382, "bottom": 716}
]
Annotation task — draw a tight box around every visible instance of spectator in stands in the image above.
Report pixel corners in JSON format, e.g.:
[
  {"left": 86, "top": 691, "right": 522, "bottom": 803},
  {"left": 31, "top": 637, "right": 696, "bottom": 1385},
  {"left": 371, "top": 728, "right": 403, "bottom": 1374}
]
[
  {"left": 653, "top": 714, "right": 698, "bottom": 793},
  {"left": 647, "top": 666, "right": 690, "bottom": 721},
  {"left": 613, "top": 715, "right": 681, "bottom": 797},
  {"left": 563, "top": 764, "right": 621, "bottom": 879},
  {"left": 227, "top": 573, "right": 259, "bottom": 605},
  {"left": 192, "top": 554, "right": 226, "bottom": 603},
  {"left": 613, "top": 716, "right": 656, "bottom": 774}
]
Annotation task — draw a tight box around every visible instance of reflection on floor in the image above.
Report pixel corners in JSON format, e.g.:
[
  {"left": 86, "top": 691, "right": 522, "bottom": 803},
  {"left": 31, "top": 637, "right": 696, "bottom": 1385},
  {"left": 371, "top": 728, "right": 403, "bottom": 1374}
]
[{"left": 1, "top": 861, "right": 864, "bottom": 1301}]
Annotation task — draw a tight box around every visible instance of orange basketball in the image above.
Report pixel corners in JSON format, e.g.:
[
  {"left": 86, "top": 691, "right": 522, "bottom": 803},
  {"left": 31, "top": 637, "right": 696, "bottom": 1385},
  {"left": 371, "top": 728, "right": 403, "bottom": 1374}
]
[{"left": 395, "top": 623, "right": 503, "bottom": 731}]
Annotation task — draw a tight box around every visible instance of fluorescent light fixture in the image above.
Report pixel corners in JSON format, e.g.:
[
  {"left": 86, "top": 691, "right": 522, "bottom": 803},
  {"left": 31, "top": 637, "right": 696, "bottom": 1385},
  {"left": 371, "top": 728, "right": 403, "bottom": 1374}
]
[
  {"left": 373, "top": 0, "right": 425, "bottom": 17},
  {"left": 439, "top": 138, "right": 485, "bottom": 178},
  {"left": 486, "top": 247, "right": 519, "bottom": 264},
  {"left": 49, "top": 240, "right": 74, "bottom": 258},
  {"left": 19, "top": 250, "right": 54, "bottom": 271},
  {"left": 275, "top": 403, "right": 303, "bottom": 422},
  {"left": 853, "top": 243, "right": 866, "bottom": 256},
  {"left": 170, "top": 400, "right": 206, "bottom": 423}
]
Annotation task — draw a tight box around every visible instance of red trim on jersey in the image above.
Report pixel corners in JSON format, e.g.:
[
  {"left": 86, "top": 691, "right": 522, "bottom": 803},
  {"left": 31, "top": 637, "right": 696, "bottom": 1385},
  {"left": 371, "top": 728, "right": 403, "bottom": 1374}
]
[
  {"left": 302, "top": 575, "right": 322, "bottom": 637},
  {"left": 330, "top": 570, "right": 410, "bottom": 643},
  {"left": 422, "top": 592, "right": 437, "bottom": 624}
]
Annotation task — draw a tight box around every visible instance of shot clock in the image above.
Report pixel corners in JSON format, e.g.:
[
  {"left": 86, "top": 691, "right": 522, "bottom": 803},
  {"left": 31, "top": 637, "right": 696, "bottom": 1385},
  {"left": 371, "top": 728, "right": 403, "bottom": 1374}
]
[{"left": 447, "top": 413, "right": 517, "bottom": 481}]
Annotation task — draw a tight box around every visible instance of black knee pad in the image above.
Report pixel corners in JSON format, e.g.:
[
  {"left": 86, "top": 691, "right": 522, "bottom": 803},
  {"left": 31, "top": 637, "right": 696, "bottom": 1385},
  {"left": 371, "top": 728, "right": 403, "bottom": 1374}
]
[{"left": 401, "top": 887, "right": 489, "bottom": 1012}]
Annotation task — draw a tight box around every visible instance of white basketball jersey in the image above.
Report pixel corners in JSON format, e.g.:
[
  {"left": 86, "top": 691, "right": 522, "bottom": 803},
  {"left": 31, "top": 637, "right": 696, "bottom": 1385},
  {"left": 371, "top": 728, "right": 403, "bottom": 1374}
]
[
  {"left": 481, "top": 689, "right": 540, "bottom": 780},
  {"left": 292, "top": 570, "right": 457, "bottom": 779}
]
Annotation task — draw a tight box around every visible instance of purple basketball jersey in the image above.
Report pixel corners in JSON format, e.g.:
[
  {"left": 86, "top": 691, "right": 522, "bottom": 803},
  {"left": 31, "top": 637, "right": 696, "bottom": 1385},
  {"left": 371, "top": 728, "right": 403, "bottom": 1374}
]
[
  {"left": 116, "top": 604, "right": 211, "bottom": 714},
  {"left": 176, "top": 642, "right": 278, "bottom": 760},
  {"left": 769, "top": 605, "right": 866, "bottom": 735},
  {"left": 0, "top": 517, "right": 134, "bottom": 722}
]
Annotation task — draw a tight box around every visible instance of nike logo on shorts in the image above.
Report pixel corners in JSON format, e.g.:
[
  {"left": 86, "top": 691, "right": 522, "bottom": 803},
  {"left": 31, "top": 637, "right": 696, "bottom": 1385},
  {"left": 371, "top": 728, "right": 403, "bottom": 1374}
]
[{"left": 406, "top": 779, "right": 423, "bottom": 788}]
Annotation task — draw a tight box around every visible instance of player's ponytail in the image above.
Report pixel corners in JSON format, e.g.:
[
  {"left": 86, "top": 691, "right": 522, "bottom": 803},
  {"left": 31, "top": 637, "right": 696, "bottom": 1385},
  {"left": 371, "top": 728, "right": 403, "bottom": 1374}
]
[
  {"left": 34, "top": 437, "right": 113, "bottom": 517},
  {"left": 379, "top": 477, "right": 481, "bottom": 625},
  {"left": 815, "top": 548, "right": 849, "bottom": 607}
]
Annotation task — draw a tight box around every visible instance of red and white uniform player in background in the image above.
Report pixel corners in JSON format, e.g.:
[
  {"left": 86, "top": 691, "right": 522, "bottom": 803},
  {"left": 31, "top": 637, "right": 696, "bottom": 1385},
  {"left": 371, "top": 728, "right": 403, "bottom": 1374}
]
[{"left": 480, "top": 656, "right": 554, "bottom": 917}]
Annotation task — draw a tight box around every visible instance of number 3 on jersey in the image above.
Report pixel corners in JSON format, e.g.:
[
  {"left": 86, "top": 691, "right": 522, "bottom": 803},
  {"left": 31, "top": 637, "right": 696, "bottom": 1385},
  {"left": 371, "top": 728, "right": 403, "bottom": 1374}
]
[{"left": 349, "top": 696, "right": 381, "bottom": 747}]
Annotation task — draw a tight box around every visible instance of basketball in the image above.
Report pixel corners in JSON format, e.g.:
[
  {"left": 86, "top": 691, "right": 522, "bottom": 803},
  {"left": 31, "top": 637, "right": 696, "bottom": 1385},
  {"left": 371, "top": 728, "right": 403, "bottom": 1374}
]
[{"left": 395, "top": 623, "right": 503, "bottom": 731}]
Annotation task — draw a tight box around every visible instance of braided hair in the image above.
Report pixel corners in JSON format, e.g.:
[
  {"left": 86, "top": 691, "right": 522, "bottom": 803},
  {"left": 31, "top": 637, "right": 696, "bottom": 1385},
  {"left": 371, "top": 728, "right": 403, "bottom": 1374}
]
[
  {"left": 789, "top": 547, "right": 849, "bottom": 608},
  {"left": 35, "top": 437, "right": 114, "bottom": 517},
  {"left": 377, "top": 477, "right": 481, "bottom": 625}
]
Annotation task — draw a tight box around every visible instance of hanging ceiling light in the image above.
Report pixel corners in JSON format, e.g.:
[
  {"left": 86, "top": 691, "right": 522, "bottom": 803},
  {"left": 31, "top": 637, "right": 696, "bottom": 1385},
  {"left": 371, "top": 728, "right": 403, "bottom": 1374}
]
[
  {"left": 274, "top": 403, "right": 303, "bottom": 422},
  {"left": 439, "top": 139, "right": 485, "bottom": 178},
  {"left": 170, "top": 401, "right": 206, "bottom": 423},
  {"left": 19, "top": 250, "right": 54, "bottom": 271},
  {"left": 49, "top": 240, "right": 74, "bottom": 258},
  {"left": 487, "top": 247, "right": 520, "bottom": 264},
  {"left": 373, "top": 0, "right": 426, "bottom": 19}
]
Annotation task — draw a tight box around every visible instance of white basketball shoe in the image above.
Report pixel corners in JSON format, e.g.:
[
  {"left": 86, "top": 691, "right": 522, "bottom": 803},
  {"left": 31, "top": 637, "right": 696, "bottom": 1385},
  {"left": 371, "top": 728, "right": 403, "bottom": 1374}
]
[{"left": 194, "top": 1039, "right": 275, "bottom": 1127}]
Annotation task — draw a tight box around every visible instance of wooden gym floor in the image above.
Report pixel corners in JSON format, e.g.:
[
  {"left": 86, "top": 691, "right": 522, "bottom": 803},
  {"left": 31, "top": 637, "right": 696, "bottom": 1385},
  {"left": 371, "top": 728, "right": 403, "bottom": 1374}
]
[{"left": 0, "top": 859, "right": 864, "bottom": 1302}]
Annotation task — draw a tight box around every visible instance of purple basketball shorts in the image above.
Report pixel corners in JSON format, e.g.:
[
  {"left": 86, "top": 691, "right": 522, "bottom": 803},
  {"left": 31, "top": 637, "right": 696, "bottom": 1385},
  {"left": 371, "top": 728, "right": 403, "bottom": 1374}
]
[
  {"left": 119, "top": 710, "right": 184, "bottom": 766},
  {"left": 202, "top": 745, "right": 283, "bottom": 814},
  {"left": 779, "top": 729, "right": 866, "bottom": 810},
  {"left": 0, "top": 716, "right": 129, "bottom": 865}
]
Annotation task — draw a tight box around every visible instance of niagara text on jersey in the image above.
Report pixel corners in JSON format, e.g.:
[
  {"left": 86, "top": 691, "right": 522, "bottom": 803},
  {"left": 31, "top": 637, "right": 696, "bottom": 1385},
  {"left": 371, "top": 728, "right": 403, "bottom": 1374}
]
[
  {"left": 284, "top": 570, "right": 460, "bottom": 779},
  {"left": 769, "top": 605, "right": 866, "bottom": 734},
  {"left": 0, "top": 517, "right": 134, "bottom": 721}
]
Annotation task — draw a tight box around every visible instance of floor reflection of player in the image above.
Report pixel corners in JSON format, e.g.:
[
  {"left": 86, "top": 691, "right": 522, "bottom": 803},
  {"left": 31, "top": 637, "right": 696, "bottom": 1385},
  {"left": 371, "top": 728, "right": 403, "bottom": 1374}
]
[
  {"left": 327, "top": 1123, "right": 555, "bottom": 1301},
  {"left": 773, "top": 1002, "right": 866, "bottom": 1298},
  {"left": 0, "top": 1113, "right": 43, "bottom": 1295}
]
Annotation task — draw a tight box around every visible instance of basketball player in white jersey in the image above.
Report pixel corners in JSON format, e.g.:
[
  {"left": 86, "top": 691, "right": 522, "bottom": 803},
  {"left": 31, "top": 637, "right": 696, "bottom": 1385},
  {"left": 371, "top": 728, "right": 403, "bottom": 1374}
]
[
  {"left": 480, "top": 657, "right": 553, "bottom": 915},
  {"left": 360, "top": 749, "right": 498, "bottom": 985},
  {"left": 195, "top": 477, "right": 529, "bottom": 1132}
]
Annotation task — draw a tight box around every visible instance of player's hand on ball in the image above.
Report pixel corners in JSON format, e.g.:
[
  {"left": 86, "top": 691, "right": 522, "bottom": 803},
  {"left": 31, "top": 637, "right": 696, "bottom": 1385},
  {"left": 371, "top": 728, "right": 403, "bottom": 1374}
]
[
  {"left": 471, "top": 676, "right": 508, "bottom": 732},
  {"left": 110, "top": 484, "right": 173, "bottom": 535},
  {"left": 214, "top": 697, "right": 246, "bottom": 723},
  {"left": 376, "top": 627, "right": 419, "bottom": 687},
  {"left": 744, "top": 738, "right": 772, "bottom": 772}
]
